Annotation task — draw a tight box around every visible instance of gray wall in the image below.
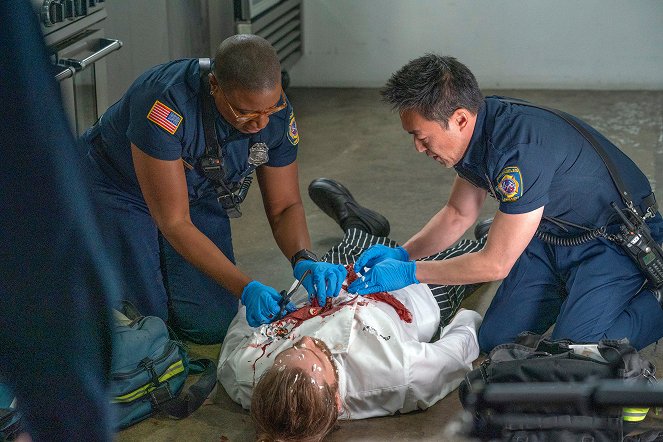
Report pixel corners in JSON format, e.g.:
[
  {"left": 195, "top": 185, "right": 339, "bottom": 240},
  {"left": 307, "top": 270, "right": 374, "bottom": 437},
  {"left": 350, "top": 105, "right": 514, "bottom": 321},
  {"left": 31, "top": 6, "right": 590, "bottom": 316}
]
[
  {"left": 101, "top": 0, "right": 663, "bottom": 96},
  {"left": 289, "top": 0, "right": 663, "bottom": 89},
  {"left": 102, "top": 0, "right": 234, "bottom": 104}
]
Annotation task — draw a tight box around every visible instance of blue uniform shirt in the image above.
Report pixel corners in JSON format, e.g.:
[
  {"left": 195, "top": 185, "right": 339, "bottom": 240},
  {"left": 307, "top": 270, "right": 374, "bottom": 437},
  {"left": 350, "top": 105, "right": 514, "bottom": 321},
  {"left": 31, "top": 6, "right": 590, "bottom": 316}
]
[
  {"left": 86, "top": 59, "right": 299, "bottom": 201},
  {"left": 455, "top": 96, "right": 662, "bottom": 239}
]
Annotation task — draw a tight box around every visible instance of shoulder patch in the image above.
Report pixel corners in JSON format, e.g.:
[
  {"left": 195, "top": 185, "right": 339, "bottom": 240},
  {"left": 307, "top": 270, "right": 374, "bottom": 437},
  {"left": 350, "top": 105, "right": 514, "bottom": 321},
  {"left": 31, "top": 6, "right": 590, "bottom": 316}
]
[
  {"left": 147, "top": 100, "right": 183, "bottom": 135},
  {"left": 287, "top": 111, "right": 299, "bottom": 145},
  {"left": 496, "top": 166, "right": 523, "bottom": 202}
]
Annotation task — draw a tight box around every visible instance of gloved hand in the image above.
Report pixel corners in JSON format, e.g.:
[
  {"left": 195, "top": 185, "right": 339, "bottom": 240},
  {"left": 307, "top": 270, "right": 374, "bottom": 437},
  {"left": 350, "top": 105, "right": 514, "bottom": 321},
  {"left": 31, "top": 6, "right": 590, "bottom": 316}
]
[
  {"left": 353, "top": 245, "right": 409, "bottom": 273},
  {"left": 294, "top": 260, "right": 348, "bottom": 307},
  {"left": 346, "top": 259, "right": 419, "bottom": 295},
  {"left": 241, "top": 281, "right": 296, "bottom": 327}
]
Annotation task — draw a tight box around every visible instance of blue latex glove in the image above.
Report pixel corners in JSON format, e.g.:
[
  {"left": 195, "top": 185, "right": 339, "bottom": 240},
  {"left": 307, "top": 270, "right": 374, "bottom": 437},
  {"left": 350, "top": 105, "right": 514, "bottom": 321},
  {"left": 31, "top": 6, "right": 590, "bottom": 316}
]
[
  {"left": 353, "top": 245, "right": 409, "bottom": 273},
  {"left": 347, "top": 259, "right": 419, "bottom": 295},
  {"left": 293, "top": 260, "right": 348, "bottom": 307},
  {"left": 241, "top": 281, "right": 296, "bottom": 327}
]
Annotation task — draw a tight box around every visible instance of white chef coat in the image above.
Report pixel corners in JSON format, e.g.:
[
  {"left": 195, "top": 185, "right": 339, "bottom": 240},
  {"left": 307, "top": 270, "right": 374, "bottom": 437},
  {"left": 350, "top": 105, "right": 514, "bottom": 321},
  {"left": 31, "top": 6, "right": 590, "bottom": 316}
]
[{"left": 218, "top": 282, "right": 482, "bottom": 420}]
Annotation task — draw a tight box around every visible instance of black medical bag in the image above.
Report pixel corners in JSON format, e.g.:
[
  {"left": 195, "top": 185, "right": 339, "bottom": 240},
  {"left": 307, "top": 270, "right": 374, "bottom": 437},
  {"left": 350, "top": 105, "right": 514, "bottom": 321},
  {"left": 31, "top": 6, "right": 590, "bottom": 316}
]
[{"left": 458, "top": 332, "right": 657, "bottom": 441}]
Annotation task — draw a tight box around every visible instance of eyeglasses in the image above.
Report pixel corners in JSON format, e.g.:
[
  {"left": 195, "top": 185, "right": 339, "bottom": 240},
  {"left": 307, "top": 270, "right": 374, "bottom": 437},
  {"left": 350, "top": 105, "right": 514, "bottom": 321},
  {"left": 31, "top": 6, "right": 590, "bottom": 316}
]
[{"left": 221, "top": 89, "right": 288, "bottom": 123}]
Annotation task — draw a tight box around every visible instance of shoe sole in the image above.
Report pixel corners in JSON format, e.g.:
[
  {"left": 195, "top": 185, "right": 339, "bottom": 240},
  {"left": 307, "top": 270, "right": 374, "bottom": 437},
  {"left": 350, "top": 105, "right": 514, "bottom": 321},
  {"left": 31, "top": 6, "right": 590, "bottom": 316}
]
[{"left": 309, "top": 178, "right": 390, "bottom": 236}]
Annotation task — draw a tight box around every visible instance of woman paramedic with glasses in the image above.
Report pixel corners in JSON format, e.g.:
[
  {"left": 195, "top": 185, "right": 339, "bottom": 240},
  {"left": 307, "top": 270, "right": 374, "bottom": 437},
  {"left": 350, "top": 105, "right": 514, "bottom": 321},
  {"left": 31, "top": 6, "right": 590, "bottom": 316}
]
[{"left": 79, "top": 34, "right": 347, "bottom": 344}]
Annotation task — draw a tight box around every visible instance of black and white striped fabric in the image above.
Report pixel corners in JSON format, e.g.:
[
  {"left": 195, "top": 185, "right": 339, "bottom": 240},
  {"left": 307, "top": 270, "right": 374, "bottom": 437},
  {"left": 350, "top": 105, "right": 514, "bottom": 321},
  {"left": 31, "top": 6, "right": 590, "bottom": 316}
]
[{"left": 321, "top": 228, "right": 487, "bottom": 326}]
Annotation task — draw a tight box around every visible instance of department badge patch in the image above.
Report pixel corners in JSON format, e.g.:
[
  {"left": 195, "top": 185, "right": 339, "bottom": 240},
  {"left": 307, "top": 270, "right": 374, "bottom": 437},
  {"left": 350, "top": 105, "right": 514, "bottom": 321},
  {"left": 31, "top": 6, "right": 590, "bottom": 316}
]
[
  {"left": 287, "top": 111, "right": 299, "bottom": 145},
  {"left": 147, "top": 100, "right": 183, "bottom": 135},
  {"left": 496, "top": 166, "right": 523, "bottom": 202},
  {"left": 248, "top": 142, "right": 269, "bottom": 166}
]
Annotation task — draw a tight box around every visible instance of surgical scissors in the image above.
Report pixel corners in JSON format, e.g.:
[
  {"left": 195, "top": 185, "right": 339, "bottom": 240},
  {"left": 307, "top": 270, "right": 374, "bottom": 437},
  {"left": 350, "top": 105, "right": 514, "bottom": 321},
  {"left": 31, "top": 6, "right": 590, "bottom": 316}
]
[{"left": 278, "top": 269, "right": 311, "bottom": 319}]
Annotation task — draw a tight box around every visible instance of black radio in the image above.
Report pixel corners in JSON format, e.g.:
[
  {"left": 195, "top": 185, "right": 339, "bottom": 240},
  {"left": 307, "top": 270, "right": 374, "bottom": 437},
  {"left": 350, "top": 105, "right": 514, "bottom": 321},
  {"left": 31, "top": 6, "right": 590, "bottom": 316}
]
[
  {"left": 611, "top": 202, "right": 663, "bottom": 288},
  {"left": 200, "top": 155, "right": 224, "bottom": 182}
]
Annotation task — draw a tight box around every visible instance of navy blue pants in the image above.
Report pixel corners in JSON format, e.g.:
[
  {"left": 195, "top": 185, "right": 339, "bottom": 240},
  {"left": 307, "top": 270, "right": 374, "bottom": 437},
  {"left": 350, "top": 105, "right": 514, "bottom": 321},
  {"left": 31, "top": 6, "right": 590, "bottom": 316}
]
[
  {"left": 87, "top": 154, "right": 239, "bottom": 344},
  {"left": 161, "top": 196, "right": 239, "bottom": 344},
  {"left": 478, "top": 235, "right": 663, "bottom": 352}
]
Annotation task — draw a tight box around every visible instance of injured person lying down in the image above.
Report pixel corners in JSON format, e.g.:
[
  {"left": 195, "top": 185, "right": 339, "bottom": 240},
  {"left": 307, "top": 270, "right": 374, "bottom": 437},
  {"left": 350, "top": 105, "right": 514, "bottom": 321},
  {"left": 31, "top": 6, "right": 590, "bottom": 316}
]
[{"left": 218, "top": 222, "right": 486, "bottom": 441}]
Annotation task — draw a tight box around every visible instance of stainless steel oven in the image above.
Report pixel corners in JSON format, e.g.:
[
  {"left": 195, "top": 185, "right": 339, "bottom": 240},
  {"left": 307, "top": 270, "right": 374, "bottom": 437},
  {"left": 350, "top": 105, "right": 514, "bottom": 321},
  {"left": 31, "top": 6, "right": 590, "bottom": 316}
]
[{"left": 34, "top": 0, "right": 122, "bottom": 135}]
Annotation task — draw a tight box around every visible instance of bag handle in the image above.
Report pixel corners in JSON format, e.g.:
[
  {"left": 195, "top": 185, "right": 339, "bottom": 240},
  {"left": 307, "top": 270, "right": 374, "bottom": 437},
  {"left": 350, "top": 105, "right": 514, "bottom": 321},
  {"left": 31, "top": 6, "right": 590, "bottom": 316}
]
[{"left": 159, "top": 359, "right": 217, "bottom": 419}]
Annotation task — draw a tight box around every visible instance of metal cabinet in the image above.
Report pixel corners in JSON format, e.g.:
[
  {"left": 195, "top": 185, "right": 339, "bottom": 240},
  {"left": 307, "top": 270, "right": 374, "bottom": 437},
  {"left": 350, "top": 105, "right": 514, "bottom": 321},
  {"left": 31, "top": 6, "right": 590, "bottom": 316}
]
[{"left": 235, "top": 0, "right": 303, "bottom": 79}]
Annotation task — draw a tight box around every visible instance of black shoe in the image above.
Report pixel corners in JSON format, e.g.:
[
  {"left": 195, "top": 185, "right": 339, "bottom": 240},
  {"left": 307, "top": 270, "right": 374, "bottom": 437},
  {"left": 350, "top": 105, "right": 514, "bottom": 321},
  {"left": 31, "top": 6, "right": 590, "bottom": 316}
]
[
  {"left": 474, "top": 218, "right": 493, "bottom": 240},
  {"left": 308, "top": 178, "right": 390, "bottom": 237}
]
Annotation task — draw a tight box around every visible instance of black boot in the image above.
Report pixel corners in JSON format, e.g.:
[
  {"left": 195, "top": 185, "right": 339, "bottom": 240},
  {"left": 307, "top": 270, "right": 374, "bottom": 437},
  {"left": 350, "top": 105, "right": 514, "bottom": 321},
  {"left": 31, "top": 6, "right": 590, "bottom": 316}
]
[
  {"left": 308, "top": 178, "right": 390, "bottom": 237},
  {"left": 474, "top": 218, "right": 493, "bottom": 240}
]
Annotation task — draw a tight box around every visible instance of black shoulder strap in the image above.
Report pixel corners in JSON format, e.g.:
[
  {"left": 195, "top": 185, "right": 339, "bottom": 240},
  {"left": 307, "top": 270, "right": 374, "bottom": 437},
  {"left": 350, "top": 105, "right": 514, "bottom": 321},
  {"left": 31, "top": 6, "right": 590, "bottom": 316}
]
[
  {"left": 499, "top": 98, "right": 635, "bottom": 210},
  {"left": 159, "top": 358, "right": 218, "bottom": 419},
  {"left": 198, "top": 58, "right": 220, "bottom": 159}
]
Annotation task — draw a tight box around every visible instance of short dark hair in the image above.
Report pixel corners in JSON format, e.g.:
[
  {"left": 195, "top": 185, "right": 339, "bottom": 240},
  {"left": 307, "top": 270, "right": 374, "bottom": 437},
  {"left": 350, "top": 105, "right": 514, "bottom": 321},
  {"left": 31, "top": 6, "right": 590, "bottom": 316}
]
[
  {"left": 381, "top": 54, "right": 483, "bottom": 128},
  {"left": 213, "top": 34, "right": 281, "bottom": 91}
]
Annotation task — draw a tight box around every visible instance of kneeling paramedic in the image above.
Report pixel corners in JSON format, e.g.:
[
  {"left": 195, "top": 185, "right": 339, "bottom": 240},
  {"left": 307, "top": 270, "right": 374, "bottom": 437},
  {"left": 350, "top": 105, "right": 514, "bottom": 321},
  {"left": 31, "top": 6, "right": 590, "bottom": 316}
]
[
  {"left": 80, "top": 35, "right": 346, "bottom": 344},
  {"left": 348, "top": 54, "right": 663, "bottom": 352}
]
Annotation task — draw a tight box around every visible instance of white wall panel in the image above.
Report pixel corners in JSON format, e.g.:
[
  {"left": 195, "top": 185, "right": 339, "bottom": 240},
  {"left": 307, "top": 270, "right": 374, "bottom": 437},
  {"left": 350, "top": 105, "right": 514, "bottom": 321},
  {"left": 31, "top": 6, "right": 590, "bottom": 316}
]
[{"left": 290, "top": 0, "right": 663, "bottom": 89}]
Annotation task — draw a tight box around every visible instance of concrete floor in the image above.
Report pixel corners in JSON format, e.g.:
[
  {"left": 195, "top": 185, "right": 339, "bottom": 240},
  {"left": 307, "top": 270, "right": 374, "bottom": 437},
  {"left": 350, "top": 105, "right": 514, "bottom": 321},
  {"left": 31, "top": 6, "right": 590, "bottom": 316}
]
[{"left": 118, "top": 88, "right": 663, "bottom": 441}]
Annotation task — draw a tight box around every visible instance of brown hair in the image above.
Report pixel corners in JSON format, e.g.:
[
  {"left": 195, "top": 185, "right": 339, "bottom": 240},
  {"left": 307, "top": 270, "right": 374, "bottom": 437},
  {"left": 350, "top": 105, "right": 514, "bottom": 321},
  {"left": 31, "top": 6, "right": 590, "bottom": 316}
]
[{"left": 251, "top": 365, "right": 339, "bottom": 442}]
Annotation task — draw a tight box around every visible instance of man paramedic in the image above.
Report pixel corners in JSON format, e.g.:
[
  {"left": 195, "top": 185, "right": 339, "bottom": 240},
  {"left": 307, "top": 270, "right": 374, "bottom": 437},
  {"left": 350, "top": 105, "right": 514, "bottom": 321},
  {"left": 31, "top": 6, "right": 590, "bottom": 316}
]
[{"left": 347, "top": 54, "right": 663, "bottom": 352}]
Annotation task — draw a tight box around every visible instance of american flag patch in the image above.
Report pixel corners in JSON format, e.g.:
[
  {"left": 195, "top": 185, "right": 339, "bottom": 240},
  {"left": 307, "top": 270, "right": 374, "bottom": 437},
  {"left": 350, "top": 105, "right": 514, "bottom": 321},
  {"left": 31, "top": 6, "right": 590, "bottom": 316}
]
[{"left": 147, "top": 100, "right": 183, "bottom": 134}]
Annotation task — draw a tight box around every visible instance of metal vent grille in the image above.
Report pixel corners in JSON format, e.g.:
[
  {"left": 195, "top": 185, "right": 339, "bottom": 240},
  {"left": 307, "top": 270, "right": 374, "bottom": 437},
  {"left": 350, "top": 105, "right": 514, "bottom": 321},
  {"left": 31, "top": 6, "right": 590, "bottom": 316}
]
[{"left": 236, "top": 0, "right": 302, "bottom": 71}]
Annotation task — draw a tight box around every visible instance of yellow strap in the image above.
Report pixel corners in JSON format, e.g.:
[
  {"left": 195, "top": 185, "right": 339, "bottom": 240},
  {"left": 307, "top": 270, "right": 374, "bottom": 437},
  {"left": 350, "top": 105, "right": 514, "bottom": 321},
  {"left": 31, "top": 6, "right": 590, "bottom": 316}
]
[
  {"left": 113, "top": 360, "right": 186, "bottom": 404},
  {"left": 623, "top": 407, "right": 649, "bottom": 422}
]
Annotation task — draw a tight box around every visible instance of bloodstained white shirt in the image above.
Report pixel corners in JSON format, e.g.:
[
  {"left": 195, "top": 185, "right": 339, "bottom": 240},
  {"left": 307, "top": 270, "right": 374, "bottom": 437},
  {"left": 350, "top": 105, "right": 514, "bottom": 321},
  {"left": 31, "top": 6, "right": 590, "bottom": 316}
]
[{"left": 218, "top": 283, "right": 482, "bottom": 420}]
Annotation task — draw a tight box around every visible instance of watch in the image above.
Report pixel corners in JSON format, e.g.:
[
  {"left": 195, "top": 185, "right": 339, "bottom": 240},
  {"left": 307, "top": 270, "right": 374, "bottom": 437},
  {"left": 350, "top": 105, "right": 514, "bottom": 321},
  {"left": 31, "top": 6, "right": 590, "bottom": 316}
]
[{"left": 290, "top": 248, "right": 318, "bottom": 268}]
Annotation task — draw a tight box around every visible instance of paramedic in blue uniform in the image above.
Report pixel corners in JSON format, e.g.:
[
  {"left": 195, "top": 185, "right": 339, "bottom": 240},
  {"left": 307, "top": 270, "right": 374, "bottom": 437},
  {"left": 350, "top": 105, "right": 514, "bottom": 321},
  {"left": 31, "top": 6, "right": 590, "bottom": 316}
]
[
  {"left": 80, "top": 34, "right": 346, "bottom": 344},
  {"left": 347, "top": 54, "right": 663, "bottom": 352}
]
